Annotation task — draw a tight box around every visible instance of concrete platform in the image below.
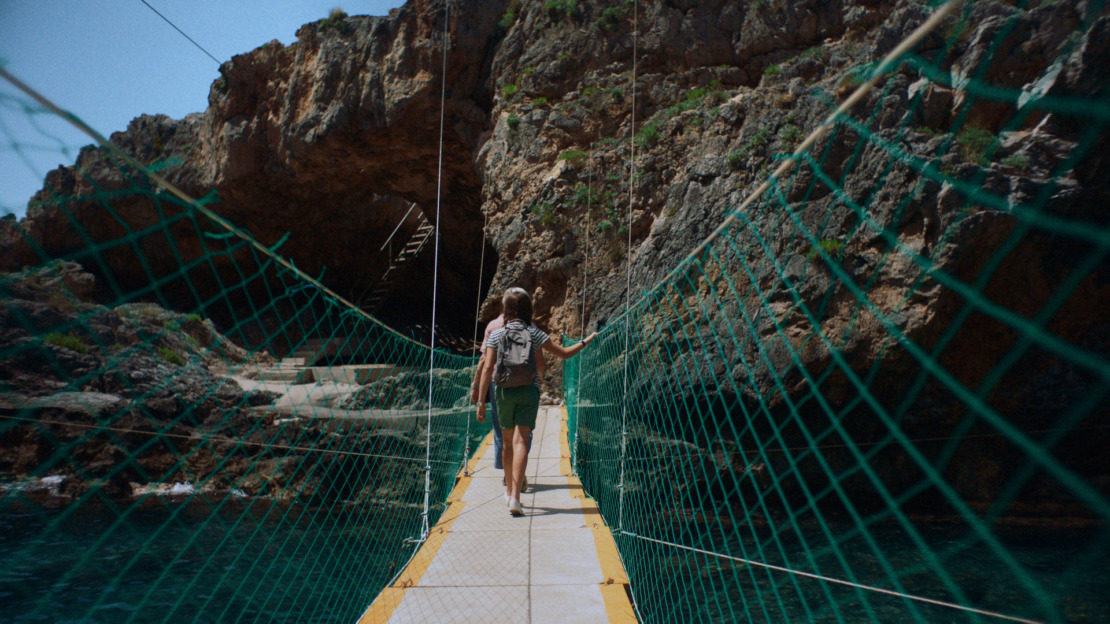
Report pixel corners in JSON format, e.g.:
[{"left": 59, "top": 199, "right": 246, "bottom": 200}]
[
  {"left": 360, "top": 406, "right": 636, "bottom": 624},
  {"left": 295, "top": 364, "right": 413, "bottom": 385}
]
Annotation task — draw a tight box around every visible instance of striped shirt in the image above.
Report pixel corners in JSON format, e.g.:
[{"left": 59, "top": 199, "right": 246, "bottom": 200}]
[{"left": 486, "top": 320, "right": 548, "bottom": 388}]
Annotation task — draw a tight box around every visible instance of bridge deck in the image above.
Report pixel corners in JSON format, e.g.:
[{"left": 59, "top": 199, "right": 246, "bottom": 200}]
[{"left": 360, "top": 406, "right": 636, "bottom": 623}]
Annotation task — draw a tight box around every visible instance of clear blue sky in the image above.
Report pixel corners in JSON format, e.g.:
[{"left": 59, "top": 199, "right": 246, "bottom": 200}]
[{"left": 0, "top": 0, "right": 404, "bottom": 219}]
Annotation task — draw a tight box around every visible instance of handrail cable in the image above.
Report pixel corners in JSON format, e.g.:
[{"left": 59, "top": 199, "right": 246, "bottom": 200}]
[
  {"left": 0, "top": 413, "right": 464, "bottom": 465},
  {"left": 618, "top": 530, "right": 1043, "bottom": 624}
]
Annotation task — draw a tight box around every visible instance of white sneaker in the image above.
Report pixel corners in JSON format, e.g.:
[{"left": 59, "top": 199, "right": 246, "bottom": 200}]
[{"left": 508, "top": 498, "right": 523, "bottom": 516}]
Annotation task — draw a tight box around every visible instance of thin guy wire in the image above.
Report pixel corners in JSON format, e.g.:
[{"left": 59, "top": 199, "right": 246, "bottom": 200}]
[
  {"left": 619, "top": 530, "right": 1043, "bottom": 624},
  {"left": 421, "top": 0, "right": 451, "bottom": 542},
  {"left": 138, "top": 0, "right": 222, "bottom": 65},
  {"left": 0, "top": 68, "right": 428, "bottom": 350},
  {"left": 464, "top": 210, "right": 489, "bottom": 476},
  {"left": 574, "top": 133, "right": 596, "bottom": 476},
  {"left": 618, "top": 0, "right": 639, "bottom": 535}
]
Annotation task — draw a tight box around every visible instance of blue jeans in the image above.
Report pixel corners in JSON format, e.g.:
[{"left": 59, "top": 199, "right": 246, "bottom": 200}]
[{"left": 489, "top": 384, "right": 532, "bottom": 470}]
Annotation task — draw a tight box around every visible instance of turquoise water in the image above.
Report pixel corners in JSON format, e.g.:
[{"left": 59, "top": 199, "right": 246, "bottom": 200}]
[
  {"left": 0, "top": 496, "right": 421, "bottom": 623},
  {"left": 4, "top": 494, "right": 1105, "bottom": 623},
  {"left": 620, "top": 518, "right": 1110, "bottom": 623}
]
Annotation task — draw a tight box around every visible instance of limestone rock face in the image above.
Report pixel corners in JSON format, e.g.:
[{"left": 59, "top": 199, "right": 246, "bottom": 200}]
[
  {"left": 2, "top": 0, "right": 504, "bottom": 338},
  {"left": 2, "top": 0, "right": 1109, "bottom": 513}
]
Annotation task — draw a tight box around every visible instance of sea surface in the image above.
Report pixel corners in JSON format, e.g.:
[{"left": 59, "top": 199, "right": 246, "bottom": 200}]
[
  {"left": 2, "top": 495, "right": 1106, "bottom": 623},
  {"left": 0, "top": 495, "right": 421, "bottom": 623},
  {"left": 622, "top": 516, "right": 1110, "bottom": 623}
]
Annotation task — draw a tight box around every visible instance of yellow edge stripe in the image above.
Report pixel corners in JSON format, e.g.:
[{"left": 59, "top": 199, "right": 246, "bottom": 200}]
[
  {"left": 600, "top": 583, "right": 639, "bottom": 623},
  {"left": 358, "top": 429, "right": 494, "bottom": 624},
  {"left": 466, "top": 429, "right": 494, "bottom": 477},
  {"left": 560, "top": 406, "right": 636, "bottom": 622}
]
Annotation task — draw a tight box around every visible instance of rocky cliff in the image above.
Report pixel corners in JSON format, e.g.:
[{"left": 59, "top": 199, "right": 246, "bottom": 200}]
[{"left": 1, "top": 0, "right": 1108, "bottom": 512}]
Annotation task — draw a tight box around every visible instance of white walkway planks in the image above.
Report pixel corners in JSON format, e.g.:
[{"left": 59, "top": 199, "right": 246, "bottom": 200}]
[{"left": 360, "top": 406, "right": 635, "bottom": 623}]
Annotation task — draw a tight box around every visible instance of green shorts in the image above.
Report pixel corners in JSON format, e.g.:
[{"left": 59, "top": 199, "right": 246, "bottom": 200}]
[{"left": 495, "top": 385, "right": 540, "bottom": 430}]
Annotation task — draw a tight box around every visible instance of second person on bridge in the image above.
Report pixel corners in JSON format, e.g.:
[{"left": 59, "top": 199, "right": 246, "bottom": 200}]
[{"left": 476, "top": 287, "right": 597, "bottom": 516}]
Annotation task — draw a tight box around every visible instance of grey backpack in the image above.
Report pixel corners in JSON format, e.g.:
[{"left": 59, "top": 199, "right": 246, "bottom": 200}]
[{"left": 494, "top": 323, "right": 536, "bottom": 388}]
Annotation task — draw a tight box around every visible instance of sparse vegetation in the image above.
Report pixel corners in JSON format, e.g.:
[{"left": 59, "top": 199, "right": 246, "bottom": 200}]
[
  {"left": 635, "top": 121, "right": 662, "bottom": 148},
  {"left": 531, "top": 201, "right": 557, "bottom": 225},
  {"left": 43, "top": 332, "right": 90, "bottom": 354},
  {"left": 1001, "top": 154, "right": 1029, "bottom": 170},
  {"left": 778, "top": 124, "right": 803, "bottom": 149},
  {"left": 807, "top": 238, "right": 844, "bottom": 261},
  {"left": 502, "top": 82, "right": 519, "bottom": 98},
  {"left": 799, "top": 45, "right": 828, "bottom": 62},
  {"left": 839, "top": 61, "right": 877, "bottom": 90},
  {"left": 736, "top": 126, "right": 772, "bottom": 159},
  {"left": 318, "top": 8, "right": 350, "bottom": 34},
  {"left": 664, "top": 80, "right": 724, "bottom": 118},
  {"left": 572, "top": 182, "right": 592, "bottom": 207},
  {"left": 544, "top": 0, "right": 578, "bottom": 20},
  {"left": 531, "top": 96, "right": 550, "bottom": 108},
  {"left": 499, "top": 1, "right": 522, "bottom": 30},
  {"left": 158, "top": 346, "right": 185, "bottom": 366},
  {"left": 956, "top": 126, "right": 999, "bottom": 165},
  {"left": 507, "top": 114, "right": 520, "bottom": 130},
  {"left": 558, "top": 149, "right": 589, "bottom": 167},
  {"left": 606, "top": 240, "right": 626, "bottom": 263},
  {"left": 764, "top": 64, "right": 782, "bottom": 77},
  {"left": 596, "top": 6, "right": 627, "bottom": 32}
]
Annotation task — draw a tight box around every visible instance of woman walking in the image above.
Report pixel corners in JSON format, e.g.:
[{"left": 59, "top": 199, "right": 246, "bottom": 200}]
[{"left": 476, "top": 288, "right": 596, "bottom": 516}]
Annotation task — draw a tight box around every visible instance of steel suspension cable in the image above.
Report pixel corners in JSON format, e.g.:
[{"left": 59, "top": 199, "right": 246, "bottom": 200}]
[
  {"left": 617, "top": 0, "right": 639, "bottom": 535},
  {"left": 464, "top": 210, "right": 489, "bottom": 476},
  {"left": 420, "top": 0, "right": 451, "bottom": 543},
  {"left": 138, "top": 0, "right": 222, "bottom": 65},
  {"left": 573, "top": 133, "right": 597, "bottom": 475}
]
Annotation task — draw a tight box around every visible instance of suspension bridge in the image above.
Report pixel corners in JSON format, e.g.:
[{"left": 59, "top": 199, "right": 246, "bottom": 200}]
[
  {"left": 2, "top": 0, "right": 1109, "bottom": 622},
  {"left": 360, "top": 405, "right": 635, "bottom": 623}
]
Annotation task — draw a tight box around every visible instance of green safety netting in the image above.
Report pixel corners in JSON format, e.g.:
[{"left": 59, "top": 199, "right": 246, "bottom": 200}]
[
  {"left": 0, "top": 77, "right": 485, "bottom": 622},
  {"left": 564, "top": 2, "right": 1110, "bottom": 623},
  {"left": 2, "top": 0, "right": 1110, "bottom": 622}
]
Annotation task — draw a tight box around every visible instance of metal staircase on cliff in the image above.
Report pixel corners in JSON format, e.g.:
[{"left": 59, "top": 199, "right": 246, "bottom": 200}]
[{"left": 359, "top": 206, "right": 435, "bottom": 315}]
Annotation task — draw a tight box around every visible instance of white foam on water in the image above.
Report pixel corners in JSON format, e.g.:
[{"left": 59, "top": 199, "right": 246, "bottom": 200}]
[{"left": 167, "top": 482, "right": 195, "bottom": 496}]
